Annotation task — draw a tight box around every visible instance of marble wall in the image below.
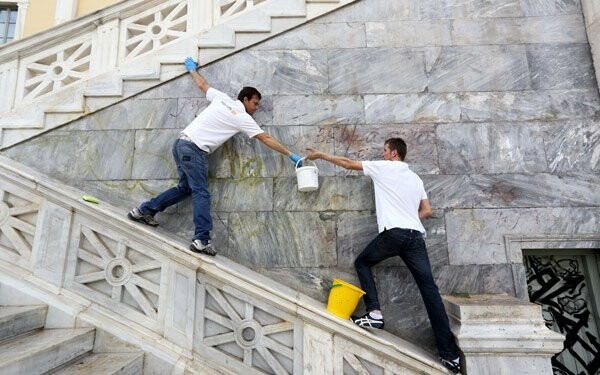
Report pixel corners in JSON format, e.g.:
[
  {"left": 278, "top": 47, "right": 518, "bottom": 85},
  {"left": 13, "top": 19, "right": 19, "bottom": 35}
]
[{"left": 3, "top": 0, "right": 599, "bottom": 352}]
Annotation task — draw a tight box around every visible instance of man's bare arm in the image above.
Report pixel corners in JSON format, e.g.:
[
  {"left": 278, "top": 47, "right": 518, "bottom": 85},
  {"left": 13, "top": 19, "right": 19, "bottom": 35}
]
[
  {"left": 306, "top": 148, "right": 363, "bottom": 170},
  {"left": 253, "top": 133, "right": 293, "bottom": 156},
  {"left": 418, "top": 199, "right": 433, "bottom": 219},
  {"left": 189, "top": 71, "right": 210, "bottom": 94}
]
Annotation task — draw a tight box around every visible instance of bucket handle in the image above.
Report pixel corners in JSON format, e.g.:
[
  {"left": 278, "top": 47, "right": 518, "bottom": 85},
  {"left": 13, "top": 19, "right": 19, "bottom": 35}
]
[
  {"left": 295, "top": 157, "right": 317, "bottom": 170},
  {"left": 330, "top": 283, "right": 343, "bottom": 289}
]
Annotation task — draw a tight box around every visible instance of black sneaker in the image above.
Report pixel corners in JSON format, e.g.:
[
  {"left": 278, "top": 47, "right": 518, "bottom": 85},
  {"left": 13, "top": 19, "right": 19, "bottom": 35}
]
[
  {"left": 440, "top": 357, "right": 461, "bottom": 374},
  {"left": 190, "top": 239, "right": 217, "bottom": 256},
  {"left": 351, "top": 312, "right": 384, "bottom": 329},
  {"left": 127, "top": 207, "right": 159, "bottom": 227}
]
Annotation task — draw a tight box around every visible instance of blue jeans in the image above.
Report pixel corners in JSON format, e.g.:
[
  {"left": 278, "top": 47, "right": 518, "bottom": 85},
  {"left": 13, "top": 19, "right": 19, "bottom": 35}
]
[
  {"left": 354, "top": 227, "right": 458, "bottom": 360},
  {"left": 139, "top": 139, "right": 211, "bottom": 242}
]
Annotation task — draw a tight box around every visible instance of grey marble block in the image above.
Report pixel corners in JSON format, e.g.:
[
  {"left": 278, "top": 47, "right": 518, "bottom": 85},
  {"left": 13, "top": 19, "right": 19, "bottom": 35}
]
[
  {"left": 316, "top": 0, "right": 418, "bottom": 22},
  {"left": 131, "top": 129, "right": 180, "bottom": 179},
  {"left": 423, "top": 173, "right": 600, "bottom": 208},
  {"left": 336, "top": 211, "right": 379, "bottom": 268},
  {"left": 527, "top": 44, "right": 597, "bottom": 90},
  {"left": 452, "top": 15, "right": 586, "bottom": 45},
  {"left": 273, "top": 176, "right": 373, "bottom": 211},
  {"left": 332, "top": 124, "right": 439, "bottom": 175},
  {"left": 520, "top": 0, "right": 582, "bottom": 16},
  {"left": 272, "top": 95, "right": 365, "bottom": 126},
  {"left": 3, "top": 130, "right": 135, "bottom": 181},
  {"left": 543, "top": 120, "right": 600, "bottom": 173},
  {"left": 433, "top": 264, "right": 517, "bottom": 295},
  {"left": 365, "top": 21, "right": 453, "bottom": 47},
  {"left": 226, "top": 212, "right": 337, "bottom": 268},
  {"left": 217, "top": 50, "right": 329, "bottom": 95},
  {"left": 210, "top": 178, "right": 273, "bottom": 212},
  {"left": 437, "top": 122, "right": 548, "bottom": 174},
  {"left": 254, "top": 22, "right": 366, "bottom": 50},
  {"left": 328, "top": 48, "right": 427, "bottom": 94},
  {"left": 427, "top": 46, "right": 531, "bottom": 92},
  {"left": 365, "top": 93, "right": 461, "bottom": 124},
  {"left": 69, "top": 99, "right": 178, "bottom": 131},
  {"left": 459, "top": 89, "right": 600, "bottom": 122},
  {"left": 446, "top": 207, "right": 600, "bottom": 265},
  {"left": 419, "top": 0, "right": 523, "bottom": 19}
]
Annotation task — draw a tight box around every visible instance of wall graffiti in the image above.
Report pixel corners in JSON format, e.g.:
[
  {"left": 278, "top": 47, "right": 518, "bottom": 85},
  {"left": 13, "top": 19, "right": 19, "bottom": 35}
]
[{"left": 525, "top": 255, "right": 600, "bottom": 375}]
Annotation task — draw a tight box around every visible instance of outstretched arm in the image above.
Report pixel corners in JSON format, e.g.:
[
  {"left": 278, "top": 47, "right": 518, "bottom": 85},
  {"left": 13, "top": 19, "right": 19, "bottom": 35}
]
[
  {"left": 184, "top": 57, "right": 210, "bottom": 94},
  {"left": 306, "top": 148, "right": 363, "bottom": 170},
  {"left": 253, "top": 132, "right": 293, "bottom": 157}
]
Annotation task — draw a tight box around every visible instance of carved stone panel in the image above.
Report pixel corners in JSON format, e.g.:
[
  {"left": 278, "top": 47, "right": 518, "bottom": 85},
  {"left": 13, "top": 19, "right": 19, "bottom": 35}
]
[
  {"left": 0, "top": 183, "right": 41, "bottom": 270},
  {"left": 16, "top": 34, "right": 94, "bottom": 103},
  {"left": 119, "top": 0, "right": 188, "bottom": 62},
  {"left": 65, "top": 215, "right": 167, "bottom": 331},
  {"left": 195, "top": 274, "right": 302, "bottom": 374}
]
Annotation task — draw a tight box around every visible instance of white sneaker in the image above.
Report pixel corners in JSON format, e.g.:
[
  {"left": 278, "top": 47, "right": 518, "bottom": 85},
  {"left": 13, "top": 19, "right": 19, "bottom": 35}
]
[{"left": 190, "top": 239, "right": 216, "bottom": 256}]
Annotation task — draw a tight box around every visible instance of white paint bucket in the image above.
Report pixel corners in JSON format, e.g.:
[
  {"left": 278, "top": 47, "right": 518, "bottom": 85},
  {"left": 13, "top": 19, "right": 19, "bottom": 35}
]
[{"left": 295, "top": 158, "right": 319, "bottom": 192}]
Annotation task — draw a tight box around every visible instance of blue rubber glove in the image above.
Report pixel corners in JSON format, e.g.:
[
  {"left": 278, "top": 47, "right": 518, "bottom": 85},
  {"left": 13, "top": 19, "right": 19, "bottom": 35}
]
[
  {"left": 184, "top": 57, "right": 198, "bottom": 72},
  {"left": 289, "top": 153, "right": 302, "bottom": 167}
]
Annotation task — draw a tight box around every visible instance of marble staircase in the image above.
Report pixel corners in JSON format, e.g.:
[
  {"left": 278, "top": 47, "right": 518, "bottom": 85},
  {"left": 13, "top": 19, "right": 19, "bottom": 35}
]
[
  {"left": 0, "top": 305, "right": 143, "bottom": 374},
  {"left": 0, "top": 0, "right": 360, "bottom": 150}
]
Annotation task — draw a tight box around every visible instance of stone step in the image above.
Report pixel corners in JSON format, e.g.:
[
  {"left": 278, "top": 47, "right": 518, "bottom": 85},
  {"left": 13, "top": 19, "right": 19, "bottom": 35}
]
[
  {"left": 0, "top": 305, "right": 47, "bottom": 341},
  {"left": 0, "top": 328, "right": 95, "bottom": 375},
  {"left": 51, "top": 353, "right": 144, "bottom": 375}
]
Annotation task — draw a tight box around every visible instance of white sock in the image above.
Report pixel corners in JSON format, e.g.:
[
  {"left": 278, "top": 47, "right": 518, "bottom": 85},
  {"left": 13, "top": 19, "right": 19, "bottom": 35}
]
[{"left": 369, "top": 312, "right": 383, "bottom": 319}]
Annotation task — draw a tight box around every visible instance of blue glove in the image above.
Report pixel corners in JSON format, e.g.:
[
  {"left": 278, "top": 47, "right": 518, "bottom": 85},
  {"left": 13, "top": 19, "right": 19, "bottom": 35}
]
[
  {"left": 289, "top": 153, "right": 302, "bottom": 167},
  {"left": 184, "top": 57, "right": 198, "bottom": 72}
]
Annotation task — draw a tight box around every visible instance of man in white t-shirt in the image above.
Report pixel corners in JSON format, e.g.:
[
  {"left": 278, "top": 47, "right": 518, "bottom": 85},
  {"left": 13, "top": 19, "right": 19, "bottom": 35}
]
[
  {"left": 128, "top": 57, "right": 303, "bottom": 256},
  {"left": 306, "top": 138, "right": 461, "bottom": 374}
]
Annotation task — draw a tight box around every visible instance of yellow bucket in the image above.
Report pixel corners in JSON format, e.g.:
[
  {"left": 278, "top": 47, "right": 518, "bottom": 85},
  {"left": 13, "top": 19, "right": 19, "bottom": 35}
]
[{"left": 326, "top": 278, "right": 365, "bottom": 320}]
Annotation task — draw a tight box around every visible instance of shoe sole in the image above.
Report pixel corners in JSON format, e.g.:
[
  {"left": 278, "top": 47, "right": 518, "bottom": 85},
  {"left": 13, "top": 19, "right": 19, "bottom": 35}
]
[
  {"left": 127, "top": 212, "right": 159, "bottom": 227},
  {"left": 189, "top": 244, "right": 217, "bottom": 256},
  {"left": 356, "top": 324, "right": 384, "bottom": 330}
]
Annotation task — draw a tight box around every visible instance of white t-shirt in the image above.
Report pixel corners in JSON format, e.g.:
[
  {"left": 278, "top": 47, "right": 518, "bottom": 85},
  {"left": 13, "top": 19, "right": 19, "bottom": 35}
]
[
  {"left": 183, "top": 88, "right": 264, "bottom": 153},
  {"left": 362, "top": 160, "right": 427, "bottom": 235}
]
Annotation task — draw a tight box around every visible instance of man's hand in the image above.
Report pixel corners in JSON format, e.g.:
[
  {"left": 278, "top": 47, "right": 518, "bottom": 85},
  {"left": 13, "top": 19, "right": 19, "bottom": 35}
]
[
  {"left": 184, "top": 57, "right": 198, "bottom": 72},
  {"left": 306, "top": 148, "right": 323, "bottom": 161},
  {"left": 289, "top": 153, "right": 303, "bottom": 167}
]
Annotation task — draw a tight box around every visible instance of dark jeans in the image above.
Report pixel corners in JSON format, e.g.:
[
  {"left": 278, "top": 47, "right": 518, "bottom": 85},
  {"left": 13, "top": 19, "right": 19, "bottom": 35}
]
[
  {"left": 139, "top": 139, "right": 211, "bottom": 242},
  {"left": 354, "top": 227, "right": 458, "bottom": 360}
]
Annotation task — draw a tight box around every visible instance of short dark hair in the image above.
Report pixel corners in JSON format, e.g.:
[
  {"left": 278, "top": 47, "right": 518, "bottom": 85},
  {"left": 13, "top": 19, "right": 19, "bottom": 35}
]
[
  {"left": 384, "top": 138, "right": 407, "bottom": 160},
  {"left": 237, "top": 87, "right": 261, "bottom": 102}
]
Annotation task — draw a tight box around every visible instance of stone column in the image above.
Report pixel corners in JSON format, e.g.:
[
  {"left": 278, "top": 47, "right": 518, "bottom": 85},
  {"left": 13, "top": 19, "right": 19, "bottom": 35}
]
[
  {"left": 14, "top": 1, "right": 29, "bottom": 39},
  {"left": 582, "top": 0, "right": 600, "bottom": 94},
  {"left": 443, "top": 294, "right": 564, "bottom": 375},
  {"left": 54, "top": 0, "right": 78, "bottom": 25}
]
